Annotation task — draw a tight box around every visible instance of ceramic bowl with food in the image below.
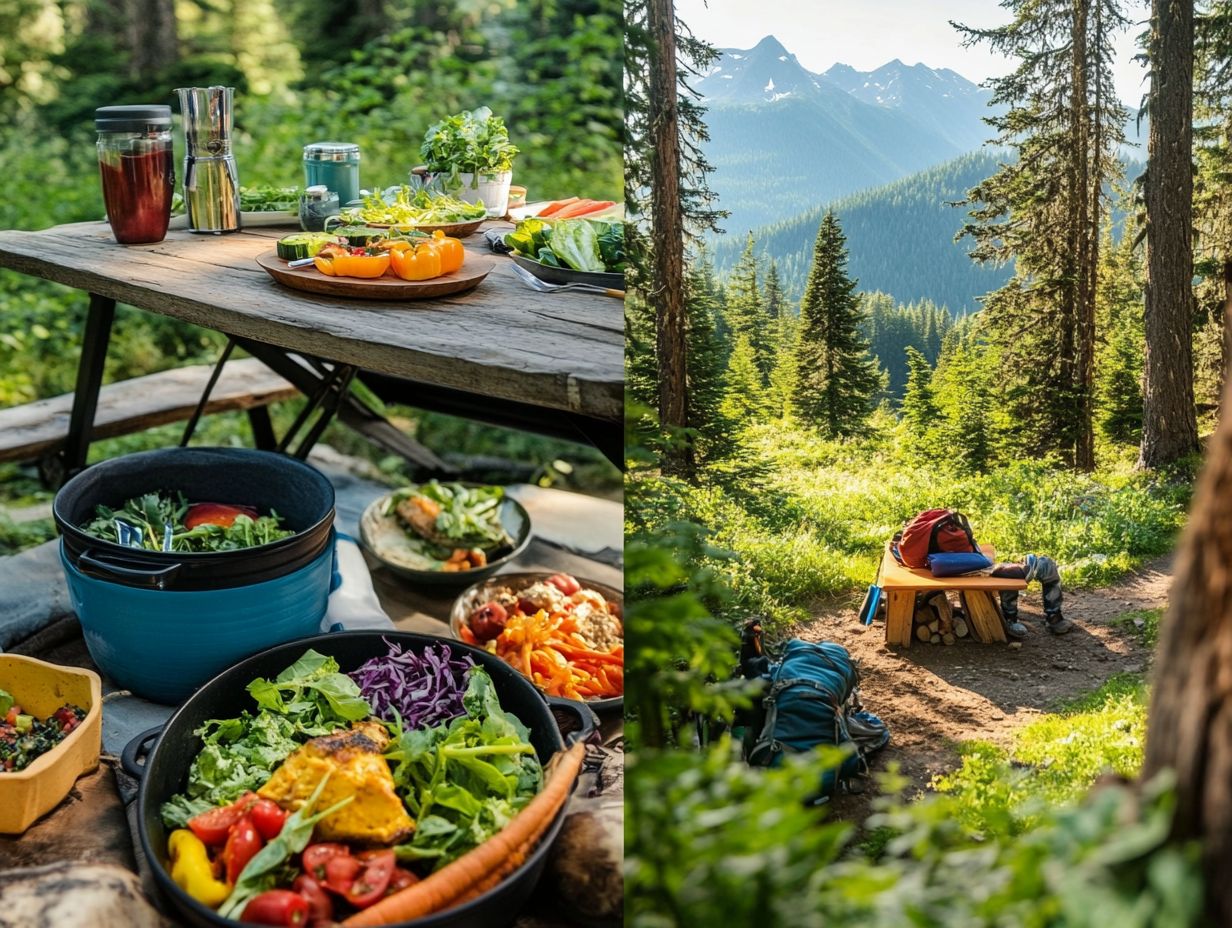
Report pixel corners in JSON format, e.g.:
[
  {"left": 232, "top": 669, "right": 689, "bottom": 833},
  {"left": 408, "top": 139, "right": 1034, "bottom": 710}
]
[
  {"left": 450, "top": 572, "right": 623, "bottom": 713},
  {"left": 359, "top": 482, "right": 532, "bottom": 587},
  {"left": 0, "top": 655, "right": 102, "bottom": 834}
]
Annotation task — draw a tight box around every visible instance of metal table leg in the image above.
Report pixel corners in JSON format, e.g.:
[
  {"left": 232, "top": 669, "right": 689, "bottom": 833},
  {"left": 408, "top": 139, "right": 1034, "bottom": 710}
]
[{"left": 57, "top": 293, "right": 116, "bottom": 482}]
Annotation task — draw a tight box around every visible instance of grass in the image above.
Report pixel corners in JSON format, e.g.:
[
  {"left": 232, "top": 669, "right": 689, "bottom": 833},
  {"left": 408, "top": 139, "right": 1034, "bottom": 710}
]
[
  {"left": 931, "top": 672, "right": 1148, "bottom": 837},
  {"left": 648, "top": 419, "right": 1193, "bottom": 629},
  {"left": 1115, "top": 607, "right": 1164, "bottom": 648}
]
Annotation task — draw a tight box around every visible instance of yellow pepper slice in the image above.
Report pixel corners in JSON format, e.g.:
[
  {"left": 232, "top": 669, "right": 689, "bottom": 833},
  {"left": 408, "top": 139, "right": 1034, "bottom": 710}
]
[
  {"left": 168, "top": 829, "right": 231, "bottom": 908},
  {"left": 314, "top": 251, "right": 391, "bottom": 279},
  {"left": 431, "top": 230, "right": 465, "bottom": 274},
  {"left": 389, "top": 242, "right": 443, "bottom": 281}
]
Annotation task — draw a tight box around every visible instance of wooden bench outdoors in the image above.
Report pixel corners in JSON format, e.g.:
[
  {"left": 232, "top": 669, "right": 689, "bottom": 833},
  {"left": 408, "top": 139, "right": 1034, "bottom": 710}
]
[
  {"left": 0, "top": 357, "right": 297, "bottom": 472},
  {"left": 878, "top": 543, "right": 1027, "bottom": 647}
]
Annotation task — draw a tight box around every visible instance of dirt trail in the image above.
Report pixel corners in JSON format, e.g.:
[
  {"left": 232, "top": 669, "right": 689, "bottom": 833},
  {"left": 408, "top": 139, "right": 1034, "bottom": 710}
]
[{"left": 793, "top": 556, "right": 1173, "bottom": 819}]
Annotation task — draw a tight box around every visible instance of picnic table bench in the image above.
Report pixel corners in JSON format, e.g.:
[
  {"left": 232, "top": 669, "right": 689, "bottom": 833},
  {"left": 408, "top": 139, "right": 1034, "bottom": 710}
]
[{"left": 877, "top": 543, "right": 1026, "bottom": 647}]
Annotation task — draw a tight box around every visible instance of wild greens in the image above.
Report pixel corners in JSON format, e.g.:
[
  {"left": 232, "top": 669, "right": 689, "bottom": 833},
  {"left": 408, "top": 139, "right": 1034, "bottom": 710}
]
[
  {"left": 82, "top": 491, "right": 294, "bottom": 553},
  {"left": 160, "top": 651, "right": 373, "bottom": 829},
  {"left": 386, "top": 669, "right": 542, "bottom": 868}
]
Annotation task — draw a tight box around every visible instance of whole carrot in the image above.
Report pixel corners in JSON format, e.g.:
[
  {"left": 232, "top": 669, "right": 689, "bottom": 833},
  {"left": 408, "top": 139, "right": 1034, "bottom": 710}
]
[
  {"left": 341, "top": 741, "right": 586, "bottom": 927},
  {"left": 537, "top": 197, "right": 579, "bottom": 217}
]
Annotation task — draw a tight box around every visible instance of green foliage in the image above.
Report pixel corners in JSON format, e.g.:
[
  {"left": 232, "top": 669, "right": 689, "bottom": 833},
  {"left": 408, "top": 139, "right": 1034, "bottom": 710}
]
[
  {"left": 722, "top": 233, "right": 770, "bottom": 376},
  {"left": 899, "top": 346, "right": 938, "bottom": 451},
  {"left": 934, "top": 674, "right": 1148, "bottom": 835},
  {"left": 644, "top": 422, "right": 1192, "bottom": 629},
  {"left": 794, "top": 212, "right": 881, "bottom": 437},
  {"left": 627, "top": 740, "right": 1201, "bottom": 928},
  {"left": 720, "top": 334, "right": 766, "bottom": 424},
  {"left": 1097, "top": 223, "right": 1146, "bottom": 444}
]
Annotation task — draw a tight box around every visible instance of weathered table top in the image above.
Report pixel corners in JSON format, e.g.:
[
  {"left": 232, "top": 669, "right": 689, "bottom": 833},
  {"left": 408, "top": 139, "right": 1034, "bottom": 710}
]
[
  {"left": 0, "top": 222, "right": 622, "bottom": 423},
  {"left": 877, "top": 543, "right": 1027, "bottom": 591}
]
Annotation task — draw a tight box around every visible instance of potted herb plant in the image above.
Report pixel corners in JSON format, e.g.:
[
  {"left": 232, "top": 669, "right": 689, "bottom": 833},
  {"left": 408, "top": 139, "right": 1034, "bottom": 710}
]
[{"left": 419, "top": 107, "right": 519, "bottom": 217}]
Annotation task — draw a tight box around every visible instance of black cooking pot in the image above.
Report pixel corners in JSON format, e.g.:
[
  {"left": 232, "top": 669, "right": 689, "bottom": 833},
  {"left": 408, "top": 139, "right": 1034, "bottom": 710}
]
[
  {"left": 122, "top": 632, "right": 597, "bottom": 928},
  {"left": 55, "top": 447, "right": 335, "bottom": 590}
]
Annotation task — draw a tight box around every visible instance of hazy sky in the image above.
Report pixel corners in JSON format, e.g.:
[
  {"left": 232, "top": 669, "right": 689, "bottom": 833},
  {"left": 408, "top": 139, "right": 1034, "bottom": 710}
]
[{"left": 674, "top": 0, "right": 1152, "bottom": 106}]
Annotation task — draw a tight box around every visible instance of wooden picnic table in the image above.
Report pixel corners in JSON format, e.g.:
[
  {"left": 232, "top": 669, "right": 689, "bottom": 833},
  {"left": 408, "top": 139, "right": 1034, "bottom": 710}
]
[
  {"left": 877, "top": 543, "right": 1026, "bottom": 647},
  {"left": 0, "top": 221, "right": 623, "bottom": 476}
]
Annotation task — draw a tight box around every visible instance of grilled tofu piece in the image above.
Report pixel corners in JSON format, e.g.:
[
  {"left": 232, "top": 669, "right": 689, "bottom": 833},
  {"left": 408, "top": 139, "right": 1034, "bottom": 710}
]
[{"left": 258, "top": 722, "right": 413, "bottom": 846}]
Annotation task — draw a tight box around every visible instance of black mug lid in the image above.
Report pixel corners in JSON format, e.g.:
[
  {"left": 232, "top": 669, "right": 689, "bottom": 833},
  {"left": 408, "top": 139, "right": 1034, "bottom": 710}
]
[{"left": 96, "top": 105, "right": 172, "bottom": 132}]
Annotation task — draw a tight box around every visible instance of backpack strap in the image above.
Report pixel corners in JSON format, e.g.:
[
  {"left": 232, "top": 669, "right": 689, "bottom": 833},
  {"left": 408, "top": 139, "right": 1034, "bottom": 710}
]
[{"left": 952, "top": 511, "right": 979, "bottom": 552}]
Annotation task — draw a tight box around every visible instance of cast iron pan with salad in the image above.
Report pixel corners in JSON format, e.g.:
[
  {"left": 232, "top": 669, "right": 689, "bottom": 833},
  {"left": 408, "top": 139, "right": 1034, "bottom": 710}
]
[{"left": 123, "top": 632, "right": 596, "bottom": 928}]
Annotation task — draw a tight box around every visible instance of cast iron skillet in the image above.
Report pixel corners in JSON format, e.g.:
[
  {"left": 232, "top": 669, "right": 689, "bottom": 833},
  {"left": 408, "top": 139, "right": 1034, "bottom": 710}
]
[
  {"left": 122, "top": 632, "right": 597, "bottom": 928},
  {"left": 55, "top": 447, "right": 336, "bottom": 591}
]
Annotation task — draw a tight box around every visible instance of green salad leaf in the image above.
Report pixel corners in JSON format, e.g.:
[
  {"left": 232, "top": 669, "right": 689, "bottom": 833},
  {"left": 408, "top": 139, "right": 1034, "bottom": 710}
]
[
  {"left": 247, "top": 649, "right": 371, "bottom": 728},
  {"left": 385, "top": 481, "right": 510, "bottom": 551},
  {"left": 160, "top": 650, "right": 373, "bottom": 829},
  {"left": 548, "top": 218, "right": 606, "bottom": 272},
  {"left": 386, "top": 669, "right": 542, "bottom": 869},
  {"left": 506, "top": 217, "right": 624, "bottom": 273},
  {"left": 160, "top": 711, "right": 301, "bottom": 828},
  {"left": 82, "top": 490, "right": 295, "bottom": 553}
]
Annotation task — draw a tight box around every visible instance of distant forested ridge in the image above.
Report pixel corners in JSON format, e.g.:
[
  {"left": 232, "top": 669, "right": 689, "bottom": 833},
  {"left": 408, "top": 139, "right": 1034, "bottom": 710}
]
[{"left": 714, "top": 152, "right": 1012, "bottom": 315}]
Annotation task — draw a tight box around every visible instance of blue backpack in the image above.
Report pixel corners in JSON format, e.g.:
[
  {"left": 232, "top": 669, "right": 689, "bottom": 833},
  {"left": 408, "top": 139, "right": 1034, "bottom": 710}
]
[{"left": 745, "top": 640, "right": 889, "bottom": 798}]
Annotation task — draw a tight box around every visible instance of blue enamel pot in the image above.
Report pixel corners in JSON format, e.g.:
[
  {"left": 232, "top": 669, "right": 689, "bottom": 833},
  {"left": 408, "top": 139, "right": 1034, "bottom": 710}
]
[{"left": 53, "top": 448, "right": 339, "bottom": 703}]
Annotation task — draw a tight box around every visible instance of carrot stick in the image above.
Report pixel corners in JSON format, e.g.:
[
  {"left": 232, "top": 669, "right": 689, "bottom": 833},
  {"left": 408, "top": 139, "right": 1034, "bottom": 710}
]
[
  {"left": 341, "top": 742, "right": 586, "bottom": 927},
  {"left": 554, "top": 200, "right": 615, "bottom": 218},
  {"left": 537, "top": 197, "right": 578, "bottom": 217}
]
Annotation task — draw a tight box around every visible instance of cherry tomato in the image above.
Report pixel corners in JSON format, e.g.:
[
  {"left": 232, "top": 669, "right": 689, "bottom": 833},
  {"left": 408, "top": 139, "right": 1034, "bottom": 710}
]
[
  {"left": 386, "top": 866, "right": 420, "bottom": 896},
  {"left": 4, "top": 706, "right": 19, "bottom": 727},
  {"left": 323, "top": 853, "right": 363, "bottom": 894},
  {"left": 516, "top": 597, "right": 538, "bottom": 615},
  {"left": 301, "top": 843, "right": 351, "bottom": 883},
  {"left": 345, "top": 850, "right": 396, "bottom": 909},
  {"left": 469, "top": 602, "right": 508, "bottom": 642},
  {"left": 241, "top": 889, "right": 310, "bottom": 926},
  {"left": 546, "top": 573, "right": 581, "bottom": 596},
  {"left": 184, "top": 502, "right": 258, "bottom": 530},
  {"left": 249, "top": 798, "right": 287, "bottom": 841},
  {"left": 291, "top": 875, "right": 333, "bottom": 925},
  {"left": 222, "top": 815, "right": 263, "bottom": 884},
  {"left": 187, "top": 792, "right": 257, "bottom": 846}
]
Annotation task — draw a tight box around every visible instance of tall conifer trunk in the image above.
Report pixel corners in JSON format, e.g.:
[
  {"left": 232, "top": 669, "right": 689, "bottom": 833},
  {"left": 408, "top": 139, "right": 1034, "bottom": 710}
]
[
  {"left": 646, "top": 0, "right": 689, "bottom": 473},
  {"left": 1140, "top": 0, "right": 1199, "bottom": 469},
  {"left": 1144, "top": 362, "right": 1232, "bottom": 922}
]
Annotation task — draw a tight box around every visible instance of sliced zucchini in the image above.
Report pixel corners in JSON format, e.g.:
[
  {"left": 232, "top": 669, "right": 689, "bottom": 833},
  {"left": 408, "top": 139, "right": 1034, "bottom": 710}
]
[{"left": 276, "top": 232, "right": 342, "bottom": 260}]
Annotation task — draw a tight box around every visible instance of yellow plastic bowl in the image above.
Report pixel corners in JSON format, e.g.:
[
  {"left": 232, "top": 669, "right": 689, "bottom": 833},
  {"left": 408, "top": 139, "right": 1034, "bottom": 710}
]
[{"left": 0, "top": 654, "right": 102, "bottom": 834}]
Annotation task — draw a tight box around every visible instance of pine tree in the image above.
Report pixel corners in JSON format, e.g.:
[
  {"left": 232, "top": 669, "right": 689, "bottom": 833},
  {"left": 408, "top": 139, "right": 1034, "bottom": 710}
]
[
  {"left": 686, "top": 253, "right": 738, "bottom": 461},
  {"left": 1140, "top": 0, "right": 1199, "bottom": 467},
  {"left": 723, "top": 234, "right": 771, "bottom": 377},
  {"left": 794, "top": 212, "right": 882, "bottom": 437},
  {"left": 1096, "top": 218, "right": 1145, "bottom": 444},
  {"left": 720, "top": 334, "right": 766, "bottom": 424},
  {"left": 625, "top": 0, "right": 725, "bottom": 476},
  {"left": 955, "top": 0, "right": 1128, "bottom": 470},
  {"left": 764, "top": 260, "right": 786, "bottom": 328},
  {"left": 900, "top": 347, "right": 939, "bottom": 438},
  {"left": 767, "top": 310, "right": 799, "bottom": 419}
]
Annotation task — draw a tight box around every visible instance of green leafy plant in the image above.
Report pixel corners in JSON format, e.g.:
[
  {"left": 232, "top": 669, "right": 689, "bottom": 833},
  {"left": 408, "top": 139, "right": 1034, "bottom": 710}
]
[{"left": 420, "top": 106, "right": 519, "bottom": 187}]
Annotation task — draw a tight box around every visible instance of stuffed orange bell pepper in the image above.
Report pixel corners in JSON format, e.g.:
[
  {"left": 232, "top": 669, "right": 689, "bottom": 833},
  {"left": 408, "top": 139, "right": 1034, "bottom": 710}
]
[
  {"left": 313, "top": 245, "right": 390, "bottom": 278},
  {"left": 430, "top": 230, "right": 465, "bottom": 273},
  {"left": 389, "top": 242, "right": 443, "bottom": 281}
]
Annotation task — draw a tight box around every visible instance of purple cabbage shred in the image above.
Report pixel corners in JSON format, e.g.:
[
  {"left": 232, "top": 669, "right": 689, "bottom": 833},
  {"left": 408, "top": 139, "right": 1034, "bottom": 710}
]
[{"left": 349, "top": 638, "right": 475, "bottom": 728}]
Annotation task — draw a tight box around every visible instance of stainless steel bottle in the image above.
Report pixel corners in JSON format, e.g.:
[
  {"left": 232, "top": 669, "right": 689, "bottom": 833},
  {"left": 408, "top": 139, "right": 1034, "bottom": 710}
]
[{"left": 175, "top": 86, "right": 241, "bottom": 233}]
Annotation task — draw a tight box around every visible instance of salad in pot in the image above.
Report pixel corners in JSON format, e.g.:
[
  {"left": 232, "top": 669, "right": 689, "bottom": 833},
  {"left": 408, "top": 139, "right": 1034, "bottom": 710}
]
[{"left": 160, "top": 642, "right": 582, "bottom": 926}]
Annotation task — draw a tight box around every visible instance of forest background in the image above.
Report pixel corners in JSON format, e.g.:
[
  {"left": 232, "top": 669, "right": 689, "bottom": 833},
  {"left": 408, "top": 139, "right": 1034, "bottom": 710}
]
[
  {"left": 625, "top": 0, "right": 1232, "bottom": 925},
  {"left": 0, "top": 0, "right": 624, "bottom": 552}
]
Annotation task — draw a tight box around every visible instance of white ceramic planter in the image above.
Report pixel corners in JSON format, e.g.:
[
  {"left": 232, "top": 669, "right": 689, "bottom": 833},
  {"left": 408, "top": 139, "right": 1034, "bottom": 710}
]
[{"left": 445, "top": 170, "right": 513, "bottom": 217}]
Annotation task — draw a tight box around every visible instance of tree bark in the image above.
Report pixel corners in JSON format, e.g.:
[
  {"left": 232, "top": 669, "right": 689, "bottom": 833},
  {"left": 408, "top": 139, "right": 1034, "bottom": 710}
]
[
  {"left": 1143, "top": 363, "right": 1232, "bottom": 923},
  {"left": 646, "top": 0, "right": 688, "bottom": 473},
  {"left": 128, "top": 0, "right": 177, "bottom": 81},
  {"left": 1073, "top": 0, "right": 1096, "bottom": 471},
  {"left": 1139, "top": 0, "right": 1199, "bottom": 469}
]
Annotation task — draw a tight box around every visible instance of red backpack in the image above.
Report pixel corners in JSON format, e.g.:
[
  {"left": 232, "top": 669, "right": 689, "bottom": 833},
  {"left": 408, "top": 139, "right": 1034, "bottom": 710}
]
[{"left": 892, "top": 509, "right": 978, "bottom": 569}]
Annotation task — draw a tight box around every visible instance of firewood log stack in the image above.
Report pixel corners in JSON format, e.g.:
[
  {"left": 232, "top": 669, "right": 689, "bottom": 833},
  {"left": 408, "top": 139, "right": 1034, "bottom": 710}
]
[{"left": 912, "top": 592, "right": 967, "bottom": 645}]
